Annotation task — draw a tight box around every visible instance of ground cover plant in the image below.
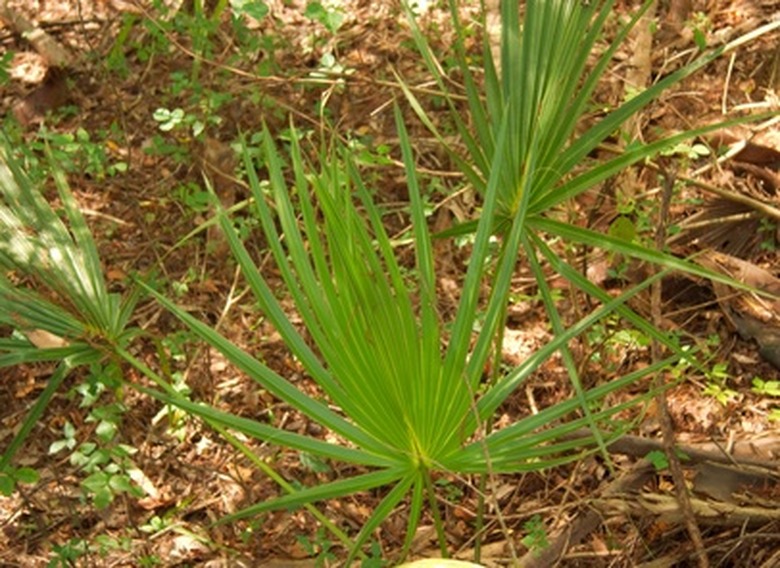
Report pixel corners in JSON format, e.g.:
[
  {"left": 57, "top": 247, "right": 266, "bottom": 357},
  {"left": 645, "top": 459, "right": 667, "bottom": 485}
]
[
  {"left": 0, "top": 0, "right": 779, "bottom": 565},
  {"left": 0, "top": 138, "right": 139, "bottom": 500}
]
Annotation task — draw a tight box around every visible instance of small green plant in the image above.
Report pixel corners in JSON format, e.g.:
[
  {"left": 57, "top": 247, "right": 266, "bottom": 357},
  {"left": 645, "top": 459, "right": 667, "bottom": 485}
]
[
  {"left": 702, "top": 362, "right": 737, "bottom": 405},
  {"left": 138, "top": 555, "right": 162, "bottom": 567},
  {"left": 49, "top": 421, "right": 78, "bottom": 454},
  {"left": 39, "top": 358, "right": 142, "bottom": 509},
  {"left": 153, "top": 101, "right": 223, "bottom": 140},
  {"left": 752, "top": 377, "right": 780, "bottom": 397},
  {"left": 297, "top": 527, "right": 337, "bottom": 567},
  {"left": 688, "top": 12, "right": 713, "bottom": 51},
  {"left": 0, "top": 464, "right": 40, "bottom": 496},
  {"left": 231, "top": 0, "right": 269, "bottom": 20},
  {"left": 170, "top": 266, "right": 198, "bottom": 298},
  {"left": 228, "top": 3, "right": 277, "bottom": 75},
  {"left": 80, "top": 459, "right": 142, "bottom": 510},
  {"left": 759, "top": 218, "right": 777, "bottom": 251},
  {"left": 134, "top": 12, "right": 173, "bottom": 63},
  {"left": 175, "top": 181, "right": 212, "bottom": 212},
  {"left": 660, "top": 141, "right": 711, "bottom": 160},
  {"left": 148, "top": 332, "right": 197, "bottom": 439},
  {"left": 140, "top": 514, "right": 170, "bottom": 535},
  {"left": 348, "top": 138, "right": 394, "bottom": 168},
  {"left": 144, "top": 133, "right": 189, "bottom": 162},
  {"left": 153, "top": 107, "right": 187, "bottom": 133},
  {"left": 585, "top": 314, "right": 651, "bottom": 369},
  {"left": 509, "top": 287, "right": 564, "bottom": 306},
  {"left": 106, "top": 13, "right": 138, "bottom": 76},
  {"left": 0, "top": 51, "right": 13, "bottom": 85},
  {"left": 645, "top": 449, "right": 669, "bottom": 471},
  {"left": 49, "top": 538, "right": 88, "bottom": 567},
  {"left": 300, "top": 451, "right": 332, "bottom": 474},
  {"left": 645, "top": 447, "right": 690, "bottom": 473},
  {"left": 50, "top": 410, "right": 143, "bottom": 509},
  {"left": 309, "top": 52, "right": 352, "bottom": 86},
  {"left": 753, "top": 378, "right": 780, "bottom": 422},
  {"left": 20, "top": 127, "right": 128, "bottom": 180},
  {"left": 521, "top": 515, "right": 549, "bottom": 554},
  {"left": 93, "top": 534, "right": 133, "bottom": 557},
  {"left": 305, "top": 1, "right": 345, "bottom": 34},
  {"left": 435, "top": 477, "right": 464, "bottom": 502},
  {"left": 360, "top": 540, "right": 388, "bottom": 568},
  {"left": 151, "top": 371, "right": 193, "bottom": 441}
]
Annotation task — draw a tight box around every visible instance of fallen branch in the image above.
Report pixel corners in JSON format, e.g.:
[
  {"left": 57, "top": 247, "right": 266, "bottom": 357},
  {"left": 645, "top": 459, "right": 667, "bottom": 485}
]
[
  {"left": 519, "top": 429, "right": 780, "bottom": 566},
  {"left": 598, "top": 142, "right": 780, "bottom": 223},
  {"left": 652, "top": 167, "right": 709, "bottom": 568},
  {"left": 600, "top": 491, "right": 780, "bottom": 526},
  {"left": 564, "top": 428, "right": 780, "bottom": 471},
  {"left": 0, "top": 2, "right": 74, "bottom": 67},
  {"left": 517, "top": 461, "right": 656, "bottom": 568}
]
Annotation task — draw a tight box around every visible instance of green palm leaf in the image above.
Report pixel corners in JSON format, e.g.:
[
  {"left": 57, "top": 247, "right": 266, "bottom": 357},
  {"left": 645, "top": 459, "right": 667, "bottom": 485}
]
[{"left": 0, "top": 137, "right": 135, "bottom": 471}]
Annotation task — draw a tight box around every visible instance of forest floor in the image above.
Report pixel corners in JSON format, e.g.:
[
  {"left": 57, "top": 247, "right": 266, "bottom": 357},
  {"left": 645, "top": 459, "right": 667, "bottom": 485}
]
[{"left": 1, "top": 0, "right": 779, "bottom": 566}]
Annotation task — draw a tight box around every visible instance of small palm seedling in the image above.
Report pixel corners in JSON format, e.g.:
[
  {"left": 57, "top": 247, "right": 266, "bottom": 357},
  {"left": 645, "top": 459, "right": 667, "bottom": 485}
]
[
  {"left": 401, "top": 0, "right": 778, "bottom": 323},
  {"left": 403, "top": 0, "right": 778, "bottom": 234},
  {"left": 395, "top": 1, "right": 777, "bottom": 555},
  {"left": 129, "top": 112, "right": 676, "bottom": 561},
  {"left": 128, "top": 1, "right": 780, "bottom": 560},
  {"left": 0, "top": 137, "right": 137, "bottom": 492}
]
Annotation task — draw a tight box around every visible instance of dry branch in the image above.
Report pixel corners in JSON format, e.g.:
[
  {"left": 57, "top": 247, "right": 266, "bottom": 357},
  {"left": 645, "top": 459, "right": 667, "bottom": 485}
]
[{"left": 0, "top": 2, "right": 74, "bottom": 67}]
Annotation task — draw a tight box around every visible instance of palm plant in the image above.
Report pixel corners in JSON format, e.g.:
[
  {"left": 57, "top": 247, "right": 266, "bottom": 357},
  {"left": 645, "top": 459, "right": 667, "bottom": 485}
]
[
  {"left": 124, "top": 2, "right": 780, "bottom": 560},
  {"left": 2, "top": 0, "right": 775, "bottom": 563},
  {"left": 0, "top": 138, "right": 137, "bottom": 489},
  {"left": 399, "top": 0, "right": 778, "bottom": 465},
  {"left": 126, "top": 110, "right": 678, "bottom": 562},
  {"left": 405, "top": 0, "right": 777, "bottom": 228},
  {"left": 403, "top": 0, "right": 778, "bottom": 278},
  {"left": 391, "top": 1, "right": 777, "bottom": 554}
]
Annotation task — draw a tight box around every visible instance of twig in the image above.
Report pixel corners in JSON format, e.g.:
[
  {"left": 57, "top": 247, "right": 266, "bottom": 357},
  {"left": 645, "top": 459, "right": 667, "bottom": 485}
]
[
  {"left": 623, "top": 0, "right": 656, "bottom": 140},
  {"left": 721, "top": 52, "right": 736, "bottom": 115},
  {"left": 562, "top": 429, "right": 780, "bottom": 471},
  {"left": 0, "top": 2, "right": 74, "bottom": 67},
  {"left": 599, "top": 143, "right": 780, "bottom": 223},
  {"left": 678, "top": 170, "right": 780, "bottom": 223},
  {"left": 653, "top": 166, "right": 709, "bottom": 568}
]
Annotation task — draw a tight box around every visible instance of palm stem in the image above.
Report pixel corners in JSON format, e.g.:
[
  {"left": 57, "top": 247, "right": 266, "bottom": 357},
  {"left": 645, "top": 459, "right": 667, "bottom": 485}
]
[{"left": 424, "top": 467, "right": 449, "bottom": 557}]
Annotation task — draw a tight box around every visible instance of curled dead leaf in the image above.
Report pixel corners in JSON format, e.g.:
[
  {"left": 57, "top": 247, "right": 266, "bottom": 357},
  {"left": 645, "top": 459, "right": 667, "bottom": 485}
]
[{"left": 23, "top": 329, "right": 69, "bottom": 349}]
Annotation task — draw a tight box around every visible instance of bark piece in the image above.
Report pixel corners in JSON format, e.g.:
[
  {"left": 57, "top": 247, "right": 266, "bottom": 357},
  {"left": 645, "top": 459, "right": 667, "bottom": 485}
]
[
  {"left": 696, "top": 250, "right": 780, "bottom": 369},
  {"left": 12, "top": 66, "right": 70, "bottom": 126},
  {"left": 692, "top": 462, "right": 780, "bottom": 504},
  {"left": 0, "top": 4, "right": 74, "bottom": 67}
]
